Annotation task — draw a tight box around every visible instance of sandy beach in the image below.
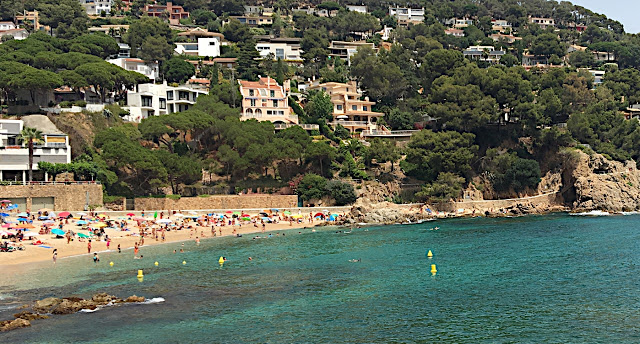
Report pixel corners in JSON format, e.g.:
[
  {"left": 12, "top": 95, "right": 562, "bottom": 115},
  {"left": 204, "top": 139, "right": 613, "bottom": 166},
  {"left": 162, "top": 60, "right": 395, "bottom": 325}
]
[{"left": 0, "top": 210, "right": 328, "bottom": 267}]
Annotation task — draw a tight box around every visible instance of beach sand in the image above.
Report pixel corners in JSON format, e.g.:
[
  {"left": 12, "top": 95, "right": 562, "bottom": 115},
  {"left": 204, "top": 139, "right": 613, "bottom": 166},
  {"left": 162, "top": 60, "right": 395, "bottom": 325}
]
[{"left": 0, "top": 213, "right": 325, "bottom": 268}]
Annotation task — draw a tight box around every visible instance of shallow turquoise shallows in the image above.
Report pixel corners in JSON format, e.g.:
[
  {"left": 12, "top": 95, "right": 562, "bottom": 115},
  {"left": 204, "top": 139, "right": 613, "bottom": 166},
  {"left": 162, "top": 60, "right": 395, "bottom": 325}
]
[{"left": 2, "top": 214, "right": 640, "bottom": 343}]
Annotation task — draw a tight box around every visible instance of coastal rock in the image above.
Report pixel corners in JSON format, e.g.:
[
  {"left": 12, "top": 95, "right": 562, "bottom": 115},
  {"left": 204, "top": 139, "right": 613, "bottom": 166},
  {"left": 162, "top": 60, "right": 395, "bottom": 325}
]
[
  {"left": 13, "top": 311, "right": 49, "bottom": 321},
  {"left": 125, "top": 295, "right": 145, "bottom": 303},
  {"left": 33, "top": 297, "right": 61, "bottom": 313},
  {"left": 51, "top": 299, "right": 94, "bottom": 314},
  {"left": 569, "top": 152, "right": 640, "bottom": 212},
  {"left": 92, "top": 293, "right": 119, "bottom": 305},
  {"left": 0, "top": 318, "right": 31, "bottom": 332}
]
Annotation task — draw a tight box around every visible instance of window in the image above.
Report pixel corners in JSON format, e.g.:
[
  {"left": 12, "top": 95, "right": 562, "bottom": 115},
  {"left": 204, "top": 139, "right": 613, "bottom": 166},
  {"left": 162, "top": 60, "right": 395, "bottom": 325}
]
[
  {"left": 249, "top": 89, "right": 254, "bottom": 96},
  {"left": 250, "top": 99, "right": 256, "bottom": 106},
  {"left": 352, "top": 105, "right": 357, "bottom": 111},
  {"left": 159, "top": 98, "right": 166, "bottom": 109},
  {"left": 276, "top": 48, "right": 284, "bottom": 59},
  {"left": 259, "top": 89, "right": 267, "bottom": 96},
  {"left": 272, "top": 100, "right": 278, "bottom": 107},
  {"left": 178, "top": 91, "right": 189, "bottom": 100},
  {"left": 141, "top": 96, "right": 152, "bottom": 107},
  {"left": 209, "top": 41, "right": 216, "bottom": 46},
  {"left": 363, "top": 106, "right": 368, "bottom": 111},
  {"left": 270, "top": 90, "right": 275, "bottom": 97},
  {"left": 166, "top": 91, "right": 174, "bottom": 100},
  {"left": 336, "top": 105, "right": 343, "bottom": 110},
  {"left": 267, "top": 110, "right": 273, "bottom": 115}
]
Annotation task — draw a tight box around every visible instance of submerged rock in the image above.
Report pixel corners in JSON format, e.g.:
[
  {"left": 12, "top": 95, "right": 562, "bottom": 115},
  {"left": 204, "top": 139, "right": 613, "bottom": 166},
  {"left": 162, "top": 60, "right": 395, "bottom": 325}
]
[{"left": 13, "top": 311, "right": 49, "bottom": 321}]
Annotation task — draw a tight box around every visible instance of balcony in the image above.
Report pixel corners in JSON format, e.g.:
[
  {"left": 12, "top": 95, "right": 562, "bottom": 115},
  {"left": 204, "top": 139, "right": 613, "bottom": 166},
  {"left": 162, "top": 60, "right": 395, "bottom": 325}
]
[
  {"left": 274, "top": 123, "right": 319, "bottom": 131},
  {"left": 330, "top": 121, "right": 370, "bottom": 127},
  {"left": 361, "top": 130, "right": 419, "bottom": 138}
]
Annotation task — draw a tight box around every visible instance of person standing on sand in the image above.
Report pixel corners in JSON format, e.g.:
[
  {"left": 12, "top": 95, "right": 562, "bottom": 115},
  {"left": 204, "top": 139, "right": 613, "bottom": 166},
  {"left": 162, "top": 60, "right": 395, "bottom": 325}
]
[
  {"left": 87, "top": 240, "right": 92, "bottom": 254},
  {"left": 106, "top": 238, "right": 111, "bottom": 250},
  {"left": 162, "top": 231, "right": 166, "bottom": 242},
  {"left": 117, "top": 244, "right": 121, "bottom": 253},
  {"left": 52, "top": 249, "right": 57, "bottom": 264}
]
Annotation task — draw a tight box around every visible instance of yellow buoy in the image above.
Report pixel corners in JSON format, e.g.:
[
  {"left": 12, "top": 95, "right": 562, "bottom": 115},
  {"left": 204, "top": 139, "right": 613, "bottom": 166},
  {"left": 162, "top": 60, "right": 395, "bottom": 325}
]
[
  {"left": 154, "top": 261, "right": 159, "bottom": 266},
  {"left": 430, "top": 264, "right": 437, "bottom": 275},
  {"left": 137, "top": 269, "right": 144, "bottom": 277},
  {"left": 137, "top": 276, "right": 144, "bottom": 282},
  {"left": 427, "top": 250, "right": 433, "bottom": 258},
  {"left": 182, "top": 261, "right": 186, "bottom": 265},
  {"left": 109, "top": 261, "right": 114, "bottom": 267},
  {"left": 218, "top": 256, "right": 224, "bottom": 264}
]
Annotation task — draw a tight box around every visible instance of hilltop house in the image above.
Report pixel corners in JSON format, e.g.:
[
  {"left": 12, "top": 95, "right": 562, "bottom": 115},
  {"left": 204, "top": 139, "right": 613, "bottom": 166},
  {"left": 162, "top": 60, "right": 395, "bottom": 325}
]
[
  {"left": 491, "top": 19, "right": 512, "bottom": 33},
  {"left": 238, "top": 77, "right": 297, "bottom": 125},
  {"left": 174, "top": 28, "right": 223, "bottom": 57},
  {"left": 389, "top": 7, "right": 424, "bottom": 26},
  {"left": 255, "top": 36, "right": 303, "bottom": 62},
  {"left": 445, "top": 28, "right": 465, "bottom": 37},
  {"left": 463, "top": 46, "right": 505, "bottom": 63},
  {"left": 15, "top": 11, "right": 45, "bottom": 31},
  {"left": 346, "top": 5, "right": 368, "bottom": 14},
  {"left": 0, "top": 117, "right": 71, "bottom": 183},
  {"left": 144, "top": 2, "right": 189, "bottom": 25},
  {"left": 125, "top": 82, "right": 207, "bottom": 122},
  {"left": 528, "top": 17, "right": 555, "bottom": 29},
  {"left": 107, "top": 57, "right": 159, "bottom": 81},
  {"left": 80, "top": 0, "right": 112, "bottom": 15},
  {"left": 308, "top": 81, "right": 383, "bottom": 135},
  {"left": 329, "top": 41, "right": 376, "bottom": 64}
]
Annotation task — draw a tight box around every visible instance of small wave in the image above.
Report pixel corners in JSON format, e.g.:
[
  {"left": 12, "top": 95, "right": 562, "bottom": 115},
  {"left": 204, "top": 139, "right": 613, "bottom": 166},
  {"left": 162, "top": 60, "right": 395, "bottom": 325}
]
[
  {"left": 79, "top": 308, "right": 99, "bottom": 313},
  {"left": 621, "top": 211, "right": 640, "bottom": 215},
  {"left": 142, "top": 297, "right": 165, "bottom": 304},
  {"left": 570, "top": 210, "right": 611, "bottom": 216},
  {"left": 0, "top": 293, "right": 13, "bottom": 300}
]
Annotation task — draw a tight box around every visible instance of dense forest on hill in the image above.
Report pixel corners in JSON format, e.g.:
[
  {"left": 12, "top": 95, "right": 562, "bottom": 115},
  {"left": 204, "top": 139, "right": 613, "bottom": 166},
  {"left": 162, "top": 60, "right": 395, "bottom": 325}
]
[{"left": 2, "top": 0, "right": 640, "bottom": 205}]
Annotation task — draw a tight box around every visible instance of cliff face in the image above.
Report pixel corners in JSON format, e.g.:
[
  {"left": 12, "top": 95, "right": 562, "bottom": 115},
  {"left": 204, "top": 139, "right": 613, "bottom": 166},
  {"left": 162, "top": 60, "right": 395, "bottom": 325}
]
[{"left": 569, "top": 151, "right": 640, "bottom": 212}]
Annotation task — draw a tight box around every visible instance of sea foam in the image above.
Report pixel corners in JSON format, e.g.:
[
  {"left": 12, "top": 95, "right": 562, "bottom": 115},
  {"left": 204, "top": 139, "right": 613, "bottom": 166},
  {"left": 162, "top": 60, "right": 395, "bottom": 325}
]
[{"left": 570, "top": 210, "right": 611, "bottom": 216}]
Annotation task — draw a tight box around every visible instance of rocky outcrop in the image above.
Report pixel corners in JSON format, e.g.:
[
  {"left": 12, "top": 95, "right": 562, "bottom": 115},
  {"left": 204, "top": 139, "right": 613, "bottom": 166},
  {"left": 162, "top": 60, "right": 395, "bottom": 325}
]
[
  {"left": 348, "top": 201, "right": 427, "bottom": 224},
  {"left": 570, "top": 151, "right": 640, "bottom": 212},
  {"left": 0, "top": 293, "right": 150, "bottom": 332},
  {"left": 0, "top": 318, "right": 31, "bottom": 332},
  {"left": 125, "top": 295, "right": 145, "bottom": 303}
]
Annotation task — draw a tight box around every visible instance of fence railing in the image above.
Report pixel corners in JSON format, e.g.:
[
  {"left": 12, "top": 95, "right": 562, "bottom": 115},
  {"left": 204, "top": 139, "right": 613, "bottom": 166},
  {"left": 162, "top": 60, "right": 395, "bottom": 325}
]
[
  {"left": 0, "top": 181, "right": 101, "bottom": 186},
  {"left": 361, "top": 130, "right": 419, "bottom": 137}
]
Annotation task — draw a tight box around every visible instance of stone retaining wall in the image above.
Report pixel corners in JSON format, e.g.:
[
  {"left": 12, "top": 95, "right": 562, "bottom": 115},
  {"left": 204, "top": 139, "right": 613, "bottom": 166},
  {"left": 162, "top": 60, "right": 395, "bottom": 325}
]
[
  {"left": 134, "top": 195, "right": 299, "bottom": 211},
  {"left": 0, "top": 184, "right": 103, "bottom": 211}
]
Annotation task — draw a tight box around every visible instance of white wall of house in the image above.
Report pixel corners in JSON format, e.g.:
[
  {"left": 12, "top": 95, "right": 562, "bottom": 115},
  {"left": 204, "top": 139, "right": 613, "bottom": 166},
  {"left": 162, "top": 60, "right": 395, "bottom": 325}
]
[
  {"left": 255, "top": 42, "right": 302, "bottom": 61},
  {"left": 107, "top": 58, "right": 159, "bottom": 81},
  {"left": 125, "top": 82, "right": 208, "bottom": 122}
]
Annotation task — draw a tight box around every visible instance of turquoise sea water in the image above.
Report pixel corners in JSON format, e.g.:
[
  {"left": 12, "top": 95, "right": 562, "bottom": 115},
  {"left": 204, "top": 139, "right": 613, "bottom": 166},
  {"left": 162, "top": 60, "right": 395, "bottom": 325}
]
[{"left": 1, "top": 214, "right": 640, "bottom": 343}]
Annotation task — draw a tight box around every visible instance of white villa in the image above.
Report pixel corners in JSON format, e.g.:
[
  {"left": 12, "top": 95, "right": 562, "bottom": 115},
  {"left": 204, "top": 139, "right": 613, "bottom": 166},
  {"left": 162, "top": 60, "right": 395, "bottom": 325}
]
[{"left": 125, "top": 82, "right": 208, "bottom": 122}]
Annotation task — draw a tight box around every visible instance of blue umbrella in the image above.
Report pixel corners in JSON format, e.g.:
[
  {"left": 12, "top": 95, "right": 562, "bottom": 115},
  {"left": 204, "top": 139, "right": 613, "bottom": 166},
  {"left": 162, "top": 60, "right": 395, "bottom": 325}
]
[
  {"left": 38, "top": 216, "right": 49, "bottom": 220},
  {"left": 17, "top": 218, "right": 31, "bottom": 222},
  {"left": 17, "top": 212, "right": 28, "bottom": 218},
  {"left": 270, "top": 209, "right": 279, "bottom": 212},
  {"left": 77, "top": 220, "right": 88, "bottom": 225},
  {"left": 51, "top": 228, "right": 65, "bottom": 236},
  {"left": 0, "top": 213, "right": 9, "bottom": 217}
]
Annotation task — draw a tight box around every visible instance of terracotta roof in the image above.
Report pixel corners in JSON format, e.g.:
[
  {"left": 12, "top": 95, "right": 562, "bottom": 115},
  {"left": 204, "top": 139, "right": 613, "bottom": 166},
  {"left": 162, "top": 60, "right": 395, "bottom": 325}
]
[
  {"left": 124, "top": 58, "right": 145, "bottom": 63},
  {"left": 177, "top": 28, "right": 224, "bottom": 38},
  {"left": 239, "top": 77, "right": 283, "bottom": 90}
]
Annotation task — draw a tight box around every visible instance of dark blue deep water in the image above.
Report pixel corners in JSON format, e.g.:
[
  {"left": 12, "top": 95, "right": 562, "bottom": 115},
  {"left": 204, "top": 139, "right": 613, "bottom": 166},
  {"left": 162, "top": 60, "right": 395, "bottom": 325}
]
[{"left": 1, "top": 214, "right": 640, "bottom": 343}]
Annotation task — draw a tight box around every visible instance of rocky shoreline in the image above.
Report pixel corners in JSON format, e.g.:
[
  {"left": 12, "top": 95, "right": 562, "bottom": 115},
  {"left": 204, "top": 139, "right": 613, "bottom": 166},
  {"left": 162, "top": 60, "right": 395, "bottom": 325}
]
[{"left": 1, "top": 293, "right": 148, "bottom": 332}]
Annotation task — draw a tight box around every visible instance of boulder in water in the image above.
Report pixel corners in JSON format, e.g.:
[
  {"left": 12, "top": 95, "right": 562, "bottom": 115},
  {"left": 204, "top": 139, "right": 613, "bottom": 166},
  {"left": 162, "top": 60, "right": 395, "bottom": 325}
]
[
  {"left": 125, "top": 295, "right": 145, "bottom": 303},
  {"left": 33, "top": 297, "right": 61, "bottom": 313},
  {"left": 0, "top": 318, "right": 31, "bottom": 332}
]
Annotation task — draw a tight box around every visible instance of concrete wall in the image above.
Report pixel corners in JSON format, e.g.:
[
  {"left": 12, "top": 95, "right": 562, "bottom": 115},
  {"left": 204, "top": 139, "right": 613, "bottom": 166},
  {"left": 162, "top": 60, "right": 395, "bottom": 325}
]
[
  {"left": 134, "top": 195, "right": 298, "bottom": 211},
  {"left": 0, "top": 184, "right": 103, "bottom": 211}
]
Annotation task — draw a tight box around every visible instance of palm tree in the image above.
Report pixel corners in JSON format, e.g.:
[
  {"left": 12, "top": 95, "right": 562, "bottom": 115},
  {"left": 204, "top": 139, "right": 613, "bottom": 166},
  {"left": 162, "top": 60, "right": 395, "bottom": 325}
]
[{"left": 20, "top": 127, "right": 43, "bottom": 182}]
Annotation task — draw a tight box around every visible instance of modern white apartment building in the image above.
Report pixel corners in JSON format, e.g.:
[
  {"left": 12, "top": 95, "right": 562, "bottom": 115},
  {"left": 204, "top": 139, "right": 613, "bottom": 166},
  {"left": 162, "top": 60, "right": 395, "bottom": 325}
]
[
  {"left": 0, "top": 21, "right": 16, "bottom": 31},
  {"left": 174, "top": 28, "right": 223, "bottom": 57},
  {"left": 255, "top": 36, "right": 303, "bottom": 62},
  {"left": 239, "top": 77, "right": 297, "bottom": 124},
  {"left": 0, "top": 117, "right": 71, "bottom": 182},
  {"left": 329, "top": 41, "right": 376, "bottom": 64},
  {"left": 346, "top": 5, "right": 368, "bottom": 13},
  {"left": 80, "top": 0, "right": 112, "bottom": 15},
  {"left": 389, "top": 7, "right": 424, "bottom": 26},
  {"left": 125, "top": 82, "right": 208, "bottom": 122},
  {"left": 107, "top": 57, "right": 159, "bottom": 81}
]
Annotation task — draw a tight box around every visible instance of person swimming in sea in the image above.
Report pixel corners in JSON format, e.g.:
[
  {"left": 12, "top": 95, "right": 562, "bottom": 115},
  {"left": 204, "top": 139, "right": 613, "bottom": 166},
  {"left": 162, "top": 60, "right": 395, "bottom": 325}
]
[
  {"left": 93, "top": 253, "right": 100, "bottom": 263},
  {"left": 349, "top": 258, "right": 361, "bottom": 262}
]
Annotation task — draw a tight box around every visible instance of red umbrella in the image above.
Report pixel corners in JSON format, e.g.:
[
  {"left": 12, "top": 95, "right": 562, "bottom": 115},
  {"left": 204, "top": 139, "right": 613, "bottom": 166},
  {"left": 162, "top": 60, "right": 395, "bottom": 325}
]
[
  {"left": 58, "top": 211, "right": 71, "bottom": 218},
  {"left": 225, "top": 211, "right": 233, "bottom": 214},
  {"left": 133, "top": 216, "right": 146, "bottom": 221},
  {"left": 241, "top": 213, "right": 250, "bottom": 217},
  {"left": 126, "top": 213, "right": 135, "bottom": 216},
  {"left": 314, "top": 212, "right": 324, "bottom": 217}
]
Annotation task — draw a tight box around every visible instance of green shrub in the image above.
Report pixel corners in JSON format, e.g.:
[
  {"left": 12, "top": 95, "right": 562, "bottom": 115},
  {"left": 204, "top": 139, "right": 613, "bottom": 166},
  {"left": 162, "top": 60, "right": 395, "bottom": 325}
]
[
  {"left": 167, "top": 194, "right": 181, "bottom": 200},
  {"left": 325, "top": 180, "right": 357, "bottom": 205},
  {"left": 59, "top": 101, "right": 73, "bottom": 108},
  {"left": 74, "top": 100, "right": 87, "bottom": 107}
]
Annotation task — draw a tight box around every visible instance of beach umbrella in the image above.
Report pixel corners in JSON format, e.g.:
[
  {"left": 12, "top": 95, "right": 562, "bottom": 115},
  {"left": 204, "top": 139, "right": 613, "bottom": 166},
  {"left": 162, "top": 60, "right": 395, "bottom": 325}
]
[
  {"left": 314, "top": 212, "right": 324, "bottom": 217},
  {"left": 241, "top": 217, "right": 250, "bottom": 221},
  {"left": 329, "top": 214, "right": 337, "bottom": 221},
  {"left": 125, "top": 213, "right": 135, "bottom": 217},
  {"left": 259, "top": 212, "right": 269, "bottom": 216},
  {"left": 0, "top": 212, "right": 9, "bottom": 217},
  {"left": 0, "top": 200, "right": 11, "bottom": 203},
  {"left": 291, "top": 214, "right": 302, "bottom": 219},
  {"left": 17, "top": 212, "right": 28, "bottom": 218},
  {"left": 23, "top": 232, "right": 39, "bottom": 238},
  {"left": 261, "top": 217, "right": 273, "bottom": 222},
  {"left": 58, "top": 211, "right": 71, "bottom": 218},
  {"left": 77, "top": 232, "right": 91, "bottom": 239},
  {"left": 0, "top": 230, "right": 14, "bottom": 236},
  {"left": 38, "top": 216, "right": 49, "bottom": 220},
  {"left": 77, "top": 212, "right": 87, "bottom": 216},
  {"left": 17, "top": 223, "right": 34, "bottom": 229},
  {"left": 51, "top": 228, "right": 65, "bottom": 236},
  {"left": 174, "top": 213, "right": 184, "bottom": 217},
  {"left": 43, "top": 220, "right": 55, "bottom": 224},
  {"left": 76, "top": 220, "right": 88, "bottom": 225},
  {"left": 1, "top": 223, "right": 10, "bottom": 228},
  {"left": 284, "top": 211, "right": 291, "bottom": 215},
  {"left": 225, "top": 210, "right": 233, "bottom": 214},
  {"left": 157, "top": 219, "right": 172, "bottom": 224},
  {"left": 233, "top": 211, "right": 241, "bottom": 215},
  {"left": 133, "top": 216, "right": 146, "bottom": 221},
  {"left": 188, "top": 211, "right": 197, "bottom": 215},
  {"left": 93, "top": 222, "right": 107, "bottom": 228},
  {"left": 96, "top": 214, "right": 107, "bottom": 219},
  {"left": 17, "top": 218, "right": 30, "bottom": 222}
]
